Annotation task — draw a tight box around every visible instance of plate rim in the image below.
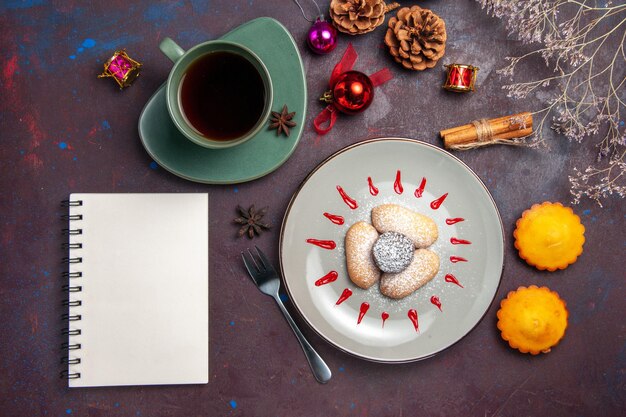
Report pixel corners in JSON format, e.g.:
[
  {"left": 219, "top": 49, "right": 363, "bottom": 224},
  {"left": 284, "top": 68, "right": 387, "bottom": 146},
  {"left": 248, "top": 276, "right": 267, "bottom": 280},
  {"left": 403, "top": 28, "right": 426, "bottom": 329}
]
[
  {"left": 137, "top": 17, "right": 307, "bottom": 185},
  {"left": 279, "top": 137, "right": 506, "bottom": 363}
]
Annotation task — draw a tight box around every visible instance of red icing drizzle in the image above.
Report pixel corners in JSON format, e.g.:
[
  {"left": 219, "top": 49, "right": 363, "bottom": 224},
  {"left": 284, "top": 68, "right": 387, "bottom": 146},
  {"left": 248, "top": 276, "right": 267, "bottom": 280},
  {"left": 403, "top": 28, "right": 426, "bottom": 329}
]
[
  {"left": 430, "top": 192, "right": 448, "bottom": 209},
  {"left": 306, "top": 239, "right": 337, "bottom": 250},
  {"left": 445, "top": 273, "right": 464, "bottom": 288},
  {"left": 357, "top": 302, "right": 370, "bottom": 324},
  {"left": 336, "top": 186, "right": 358, "bottom": 209},
  {"left": 381, "top": 312, "right": 389, "bottom": 327},
  {"left": 431, "top": 296, "right": 442, "bottom": 311},
  {"left": 450, "top": 237, "right": 472, "bottom": 245},
  {"left": 414, "top": 177, "right": 427, "bottom": 198},
  {"left": 335, "top": 288, "right": 353, "bottom": 305},
  {"left": 450, "top": 256, "right": 468, "bottom": 263},
  {"left": 323, "top": 212, "right": 344, "bottom": 225},
  {"left": 367, "top": 177, "right": 379, "bottom": 196},
  {"left": 446, "top": 217, "right": 465, "bottom": 225},
  {"left": 407, "top": 309, "right": 419, "bottom": 332},
  {"left": 394, "top": 170, "right": 403, "bottom": 194},
  {"left": 315, "top": 271, "right": 338, "bottom": 286}
]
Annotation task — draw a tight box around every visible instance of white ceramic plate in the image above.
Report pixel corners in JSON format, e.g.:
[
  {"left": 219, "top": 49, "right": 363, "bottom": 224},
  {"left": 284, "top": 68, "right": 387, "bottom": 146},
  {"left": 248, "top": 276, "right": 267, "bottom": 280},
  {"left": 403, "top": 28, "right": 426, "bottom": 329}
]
[{"left": 279, "top": 138, "right": 504, "bottom": 362}]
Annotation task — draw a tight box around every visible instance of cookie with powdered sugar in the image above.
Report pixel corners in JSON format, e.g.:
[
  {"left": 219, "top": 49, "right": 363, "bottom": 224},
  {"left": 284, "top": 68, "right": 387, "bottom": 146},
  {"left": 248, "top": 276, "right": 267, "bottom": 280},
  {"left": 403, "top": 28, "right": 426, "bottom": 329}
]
[
  {"left": 371, "top": 204, "right": 438, "bottom": 248},
  {"left": 380, "top": 249, "right": 440, "bottom": 299},
  {"left": 345, "top": 221, "right": 380, "bottom": 289}
]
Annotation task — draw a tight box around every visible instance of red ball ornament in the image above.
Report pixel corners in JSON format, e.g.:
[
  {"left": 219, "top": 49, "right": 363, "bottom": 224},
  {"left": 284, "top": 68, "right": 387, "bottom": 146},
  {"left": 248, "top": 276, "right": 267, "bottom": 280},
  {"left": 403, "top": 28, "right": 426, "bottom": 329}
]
[
  {"left": 332, "top": 70, "right": 374, "bottom": 114},
  {"left": 313, "top": 44, "right": 393, "bottom": 135}
]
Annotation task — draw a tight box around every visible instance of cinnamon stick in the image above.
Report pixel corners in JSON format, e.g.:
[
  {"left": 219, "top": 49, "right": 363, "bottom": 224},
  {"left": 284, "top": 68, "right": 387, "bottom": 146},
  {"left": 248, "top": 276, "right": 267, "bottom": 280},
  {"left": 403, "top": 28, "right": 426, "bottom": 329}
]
[
  {"left": 440, "top": 114, "right": 523, "bottom": 138},
  {"left": 440, "top": 112, "right": 533, "bottom": 149}
]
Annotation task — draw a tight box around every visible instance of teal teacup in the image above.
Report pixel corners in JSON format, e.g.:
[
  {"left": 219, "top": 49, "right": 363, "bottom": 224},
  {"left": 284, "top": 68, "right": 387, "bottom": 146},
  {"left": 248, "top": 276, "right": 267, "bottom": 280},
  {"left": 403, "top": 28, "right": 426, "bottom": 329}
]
[{"left": 159, "top": 37, "right": 273, "bottom": 149}]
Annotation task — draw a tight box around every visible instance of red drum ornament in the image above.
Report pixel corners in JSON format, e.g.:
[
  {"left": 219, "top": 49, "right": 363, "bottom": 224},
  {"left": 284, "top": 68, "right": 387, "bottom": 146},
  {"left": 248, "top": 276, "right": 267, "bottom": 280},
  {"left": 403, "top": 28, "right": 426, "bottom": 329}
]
[{"left": 443, "top": 64, "right": 479, "bottom": 93}]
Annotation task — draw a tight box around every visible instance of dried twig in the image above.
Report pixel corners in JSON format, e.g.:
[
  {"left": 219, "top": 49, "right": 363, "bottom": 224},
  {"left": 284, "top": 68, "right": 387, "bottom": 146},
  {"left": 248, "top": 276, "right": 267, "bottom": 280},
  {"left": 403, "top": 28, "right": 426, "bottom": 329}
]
[{"left": 478, "top": 0, "right": 626, "bottom": 206}]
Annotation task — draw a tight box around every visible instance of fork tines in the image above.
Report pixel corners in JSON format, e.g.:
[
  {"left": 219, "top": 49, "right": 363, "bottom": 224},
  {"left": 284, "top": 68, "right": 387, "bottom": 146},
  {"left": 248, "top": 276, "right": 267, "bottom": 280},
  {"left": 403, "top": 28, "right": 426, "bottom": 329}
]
[
  {"left": 241, "top": 246, "right": 272, "bottom": 283},
  {"left": 254, "top": 246, "right": 273, "bottom": 269},
  {"left": 241, "top": 251, "right": 258, "bottom": 282}
]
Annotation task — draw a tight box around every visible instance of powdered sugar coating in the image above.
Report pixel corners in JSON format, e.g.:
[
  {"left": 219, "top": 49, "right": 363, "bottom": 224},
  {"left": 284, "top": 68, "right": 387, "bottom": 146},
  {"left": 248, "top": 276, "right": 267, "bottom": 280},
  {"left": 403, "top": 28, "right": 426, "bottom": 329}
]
[
  {"left": 371, "top": 204, "right": 438, "bottom": 248},
  {"left": 345, "top": 221, "right": 381, "bottom": 289},
  {"left": 380, "top": 249, "right": 440, "bottom": 299},
  {"left": 372, "top": 232, "right": 414, "bottom": 273}
]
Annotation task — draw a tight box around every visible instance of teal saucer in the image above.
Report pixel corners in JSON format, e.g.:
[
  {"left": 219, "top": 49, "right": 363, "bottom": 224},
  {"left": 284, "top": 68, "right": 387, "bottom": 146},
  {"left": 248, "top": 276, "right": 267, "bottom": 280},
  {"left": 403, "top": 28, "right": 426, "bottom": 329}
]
[{"left": 139, "top": 18, "right": 307, "bottom": 184}]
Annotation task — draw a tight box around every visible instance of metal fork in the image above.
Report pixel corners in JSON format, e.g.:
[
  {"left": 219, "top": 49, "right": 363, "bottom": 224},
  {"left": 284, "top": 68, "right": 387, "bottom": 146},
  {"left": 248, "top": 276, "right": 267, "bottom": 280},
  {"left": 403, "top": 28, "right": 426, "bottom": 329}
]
[{"left": 241, "top": 246, "right": 332, "bottom": 384}]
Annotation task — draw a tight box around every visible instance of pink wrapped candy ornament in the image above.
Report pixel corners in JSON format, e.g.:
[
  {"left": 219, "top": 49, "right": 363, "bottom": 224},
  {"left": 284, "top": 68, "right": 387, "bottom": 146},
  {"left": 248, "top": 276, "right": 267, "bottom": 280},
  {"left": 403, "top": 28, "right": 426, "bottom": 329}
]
[{"left": 98, "top": 50, "right": 142, "bottom": 89}]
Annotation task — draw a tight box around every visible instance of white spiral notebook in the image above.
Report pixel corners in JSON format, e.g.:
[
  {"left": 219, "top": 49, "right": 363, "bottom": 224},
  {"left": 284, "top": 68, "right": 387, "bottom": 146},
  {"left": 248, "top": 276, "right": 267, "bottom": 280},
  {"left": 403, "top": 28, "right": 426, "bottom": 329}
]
[{"left": 63, "top": 193, "right": 209, "bottom": 387}]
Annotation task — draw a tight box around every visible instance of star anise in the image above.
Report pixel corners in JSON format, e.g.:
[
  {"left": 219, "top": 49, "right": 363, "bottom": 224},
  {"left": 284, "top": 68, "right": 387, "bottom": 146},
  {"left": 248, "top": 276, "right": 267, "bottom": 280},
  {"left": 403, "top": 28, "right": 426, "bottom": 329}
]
[
  {"left": 268, "top": 104, "right": 296, "bottom": 137},
  {"left": 234, "top": 205, "right": 271, "bottom": 239}
]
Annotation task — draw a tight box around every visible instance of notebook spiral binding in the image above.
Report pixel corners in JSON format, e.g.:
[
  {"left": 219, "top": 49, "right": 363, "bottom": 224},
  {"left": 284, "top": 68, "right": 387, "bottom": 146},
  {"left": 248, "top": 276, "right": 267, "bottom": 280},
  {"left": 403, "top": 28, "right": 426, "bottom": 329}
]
[{"left": 61, "top": 199, "right": 83, "bottom": 380}]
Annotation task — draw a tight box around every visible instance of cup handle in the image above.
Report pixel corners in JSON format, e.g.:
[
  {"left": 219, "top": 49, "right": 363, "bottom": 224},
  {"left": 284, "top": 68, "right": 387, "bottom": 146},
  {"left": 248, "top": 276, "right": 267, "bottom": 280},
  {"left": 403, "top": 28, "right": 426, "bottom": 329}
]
[{"left": 159, "top": 37, "right": 185, "bottom": 63}]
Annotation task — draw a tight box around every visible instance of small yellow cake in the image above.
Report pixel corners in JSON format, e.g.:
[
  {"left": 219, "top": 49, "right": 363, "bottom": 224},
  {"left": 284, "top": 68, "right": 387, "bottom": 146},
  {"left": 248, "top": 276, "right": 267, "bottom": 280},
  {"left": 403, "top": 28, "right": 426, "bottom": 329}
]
[
  {"left": 497, "top": 285, "right": 568, "bottom": 355},
  {"left": 514, "top": 202, "right": 585, "bottom": 271}
]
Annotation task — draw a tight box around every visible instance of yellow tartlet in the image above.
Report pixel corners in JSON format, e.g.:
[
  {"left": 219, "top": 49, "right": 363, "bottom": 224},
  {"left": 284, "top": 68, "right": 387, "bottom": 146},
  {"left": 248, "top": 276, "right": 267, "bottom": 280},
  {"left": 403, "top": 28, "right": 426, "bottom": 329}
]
[
  {"left": 497, "top": 285, "right": 568, "bottom": 355},
  {"left": 514, "top": 202, "right": 585, "bottom": 271}
]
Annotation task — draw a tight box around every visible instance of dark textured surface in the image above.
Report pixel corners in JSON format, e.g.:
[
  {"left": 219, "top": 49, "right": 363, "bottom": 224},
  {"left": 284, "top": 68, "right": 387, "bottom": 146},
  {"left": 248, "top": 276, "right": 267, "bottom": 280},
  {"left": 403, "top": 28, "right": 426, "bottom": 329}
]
[{"left": 1, "top": 1, "right": 624, "bottom": 416}]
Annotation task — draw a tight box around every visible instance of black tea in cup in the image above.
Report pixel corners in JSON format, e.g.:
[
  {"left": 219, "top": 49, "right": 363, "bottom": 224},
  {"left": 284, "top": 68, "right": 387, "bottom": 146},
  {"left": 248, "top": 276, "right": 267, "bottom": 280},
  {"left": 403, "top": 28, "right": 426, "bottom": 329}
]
[{"left": 179, "top": 51, "right": 266, "bottom": 141}]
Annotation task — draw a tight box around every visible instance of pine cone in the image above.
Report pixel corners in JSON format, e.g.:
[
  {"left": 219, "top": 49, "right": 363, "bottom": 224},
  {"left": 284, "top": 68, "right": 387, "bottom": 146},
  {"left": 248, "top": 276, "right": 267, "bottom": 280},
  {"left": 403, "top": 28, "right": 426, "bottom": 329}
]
[
  {"left": 329, "top": 0, "right": 400, "bottom": 35},
  {"left": 384, "top": 6, "right": 447, "bottom": 71}
]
